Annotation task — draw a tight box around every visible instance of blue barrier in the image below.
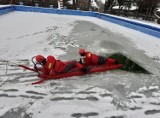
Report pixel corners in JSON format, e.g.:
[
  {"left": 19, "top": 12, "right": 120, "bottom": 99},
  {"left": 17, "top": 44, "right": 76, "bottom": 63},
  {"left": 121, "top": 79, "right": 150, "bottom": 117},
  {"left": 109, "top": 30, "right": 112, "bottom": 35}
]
[
  {"left": 13, "top": 5, "right": 96, "bottom": 17},
  {"left": 0, "top": 5, "right": 160, "bottom": 38},
  {"left": 0, "top": 6, "right": 13, "bottom": 15},
  {"left": 98, "top": 13, "right": 160, "bottom": 38},
  {"left": 13, "top": 5, "right": 160, "bottom": 38}
]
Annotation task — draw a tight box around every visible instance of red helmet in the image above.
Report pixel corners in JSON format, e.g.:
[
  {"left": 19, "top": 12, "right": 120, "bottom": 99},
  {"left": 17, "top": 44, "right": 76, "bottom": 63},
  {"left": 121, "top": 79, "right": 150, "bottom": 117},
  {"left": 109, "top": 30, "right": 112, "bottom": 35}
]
[
  {"left": 79, "top": 48, "right": 85, "bottom": 55},
  {"left": 36, "top": 55, "right": 45, "bottom": 63}
]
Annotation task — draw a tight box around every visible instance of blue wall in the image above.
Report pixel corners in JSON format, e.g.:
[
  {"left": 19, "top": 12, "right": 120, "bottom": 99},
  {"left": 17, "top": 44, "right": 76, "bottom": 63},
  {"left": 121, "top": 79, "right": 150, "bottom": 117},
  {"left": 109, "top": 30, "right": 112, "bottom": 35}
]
[
  {"left": 98, "top": 13, "right": 160, "bottom": 38},
  {"left": 13, "top": 5, "right": 96, "bottom": 17},
  {"left": 0, "top": 6, "right": 13, "bottom": 15},
  {"left": 0, "top": 5, "right": 160, "bottom": 38}
]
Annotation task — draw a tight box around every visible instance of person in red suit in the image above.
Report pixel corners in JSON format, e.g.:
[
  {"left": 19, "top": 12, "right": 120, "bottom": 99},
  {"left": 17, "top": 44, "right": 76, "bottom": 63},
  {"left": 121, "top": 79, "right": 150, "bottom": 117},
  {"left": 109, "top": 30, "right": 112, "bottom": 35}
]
[
  {"left": 79, "top": 48, "right": 117, "bottom": 65},
  {"left": 35, "top": 55, "right": 89, "bottom": 75}
]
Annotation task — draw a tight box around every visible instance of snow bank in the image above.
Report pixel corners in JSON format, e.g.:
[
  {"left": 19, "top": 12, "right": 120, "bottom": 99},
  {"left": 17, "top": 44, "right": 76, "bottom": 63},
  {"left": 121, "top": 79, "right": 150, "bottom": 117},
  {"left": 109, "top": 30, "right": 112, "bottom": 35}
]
[{"left": 0, "top": 5, "right": 11, "bottom": 8}]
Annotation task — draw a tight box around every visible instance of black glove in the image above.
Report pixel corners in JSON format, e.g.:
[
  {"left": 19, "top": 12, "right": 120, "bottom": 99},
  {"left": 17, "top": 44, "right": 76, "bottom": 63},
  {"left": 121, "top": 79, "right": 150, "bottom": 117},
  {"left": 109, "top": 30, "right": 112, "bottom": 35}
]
[
  {"left": 79, "top": 58, "right": 83, "bottom": 64},
  {"left": 81, "top": 67, "right": 90, "bottom": 73}
]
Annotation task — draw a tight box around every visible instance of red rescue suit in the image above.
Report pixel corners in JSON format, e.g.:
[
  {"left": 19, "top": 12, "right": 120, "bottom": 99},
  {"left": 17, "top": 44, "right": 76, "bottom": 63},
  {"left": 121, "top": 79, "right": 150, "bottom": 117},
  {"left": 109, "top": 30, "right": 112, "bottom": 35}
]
[
  {"left": 81, "top": 52, "right": 99, "bottom": 65},
  {"left": 44, "top": 56, "right": 83, "bottom": 75},
  {"left": 80, "top": 52, "right": 116, "bottom": 66}
]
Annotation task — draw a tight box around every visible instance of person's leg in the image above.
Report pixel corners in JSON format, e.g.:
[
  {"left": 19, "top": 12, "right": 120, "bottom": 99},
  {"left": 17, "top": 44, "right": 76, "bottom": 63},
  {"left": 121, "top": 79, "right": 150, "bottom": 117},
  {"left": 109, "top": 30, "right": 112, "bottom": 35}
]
[
  {"left": 106, "top": 58, "right": 116, "bottom": 64},
  {"left": 63, "top": 61, "right": 89, "bottom": 73},
  {"left": 62, "top": 61, "right": 76, "bottom": 73},
  {"left": 75, "top": 61, "right": 90, "bottom": 73},
  {"left": 74, "top": 61, "right": 83, "bottom": 69}
]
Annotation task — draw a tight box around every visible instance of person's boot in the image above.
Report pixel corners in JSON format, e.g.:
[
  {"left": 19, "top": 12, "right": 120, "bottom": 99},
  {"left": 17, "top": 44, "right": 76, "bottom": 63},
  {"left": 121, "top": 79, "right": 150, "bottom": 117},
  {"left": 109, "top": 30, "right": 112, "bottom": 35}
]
[
  {"left": 107, "top": 58, "right": 116, "bottom": 63},
  {"left": 81, "top": 67, "right": 90, "bottom": 73}
]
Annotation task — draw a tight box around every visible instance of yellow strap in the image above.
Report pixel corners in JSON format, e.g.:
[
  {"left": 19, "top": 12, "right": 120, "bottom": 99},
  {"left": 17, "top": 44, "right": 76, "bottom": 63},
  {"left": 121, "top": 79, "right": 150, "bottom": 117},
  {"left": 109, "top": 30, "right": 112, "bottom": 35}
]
[
  {"left": 48, "top": 63, "right": 52, "bottom": 69},
  {"left": 87, "top": 53, "right": 91, "bottom": 58}
]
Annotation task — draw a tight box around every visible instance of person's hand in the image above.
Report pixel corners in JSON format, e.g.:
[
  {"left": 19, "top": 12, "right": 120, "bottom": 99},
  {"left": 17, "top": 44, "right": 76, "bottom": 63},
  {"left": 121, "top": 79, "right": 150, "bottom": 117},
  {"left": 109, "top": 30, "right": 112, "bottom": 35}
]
[{"left": 81, "top": 67, "right": 90, "bottom": 73}]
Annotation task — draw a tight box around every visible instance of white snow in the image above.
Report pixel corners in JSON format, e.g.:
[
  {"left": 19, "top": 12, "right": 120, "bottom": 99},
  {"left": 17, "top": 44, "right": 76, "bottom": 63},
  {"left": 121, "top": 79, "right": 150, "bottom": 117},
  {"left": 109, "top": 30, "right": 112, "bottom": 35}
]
[
  {"left": 66, "top": 0, "right": 73, "bottom": 5},
  {"left": 0, "top": 11, "right": 160, "bottom": 118},
  {"left": 0, "top": 5, "right": 12, "bottom": 8},
  {"left": 112, "top": 5, "right": 138, "bottom": 11},
  {"left": 0, "top": 12, "right": 75, "bottom": 60},
  {"left": 137, "top": 86, "right": 148, "bottom": 92},
  {"left": 91, "top": 0, "right": 99, "bottom": 9}
]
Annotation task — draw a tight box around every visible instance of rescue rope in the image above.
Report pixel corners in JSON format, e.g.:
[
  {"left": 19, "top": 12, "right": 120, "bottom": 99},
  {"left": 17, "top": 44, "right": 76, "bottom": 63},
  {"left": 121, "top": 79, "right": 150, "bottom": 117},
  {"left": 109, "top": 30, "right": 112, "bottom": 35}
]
[
  {"left": 0, "top": 59, "right": 18, "bottom": 87},
  {"left": 0, "top": 61, "right": 8, "bottom": 87},
  {"left": 0, "top": 58, "right": 19, "bottom": 67},
  {"left": 0, "top": 59, "right": 13, "bottom": 75},
  {"left": 5, "top": 61, "right": 9, "bottom": 75},
  {"left": 0, "top": 77, "right": 10, "bottom": 87},
  {"left": 0, "top": 57, "right": 40, "bottom": 86},
  {"left": 0, "top": 58, "right": 38, "bottom": 72}
]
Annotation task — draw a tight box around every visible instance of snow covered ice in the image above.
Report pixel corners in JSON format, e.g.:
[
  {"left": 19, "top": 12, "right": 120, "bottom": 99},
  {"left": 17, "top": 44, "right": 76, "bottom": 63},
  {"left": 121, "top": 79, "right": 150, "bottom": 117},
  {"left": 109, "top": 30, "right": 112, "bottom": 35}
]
[{"left": 0, "top": 11, "right": 160, "bottom": 118}]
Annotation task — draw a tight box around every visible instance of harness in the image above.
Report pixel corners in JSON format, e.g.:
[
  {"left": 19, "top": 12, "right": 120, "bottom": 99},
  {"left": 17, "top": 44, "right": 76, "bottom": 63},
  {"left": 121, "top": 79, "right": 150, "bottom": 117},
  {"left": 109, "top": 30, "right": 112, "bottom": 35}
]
[
  {"left": 86, "top": 52, "right": 94, "bottom": 64},
  {"left": 32, "top": 56, "right": 47, "bottom": 74}
]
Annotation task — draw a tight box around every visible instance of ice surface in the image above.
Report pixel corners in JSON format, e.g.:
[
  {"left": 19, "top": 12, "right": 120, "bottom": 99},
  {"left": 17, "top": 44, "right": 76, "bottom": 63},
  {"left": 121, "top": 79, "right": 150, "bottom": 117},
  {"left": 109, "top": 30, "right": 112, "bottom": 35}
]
[{"left": 0, "top": 11, "right": 160, "bottom": 118}]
